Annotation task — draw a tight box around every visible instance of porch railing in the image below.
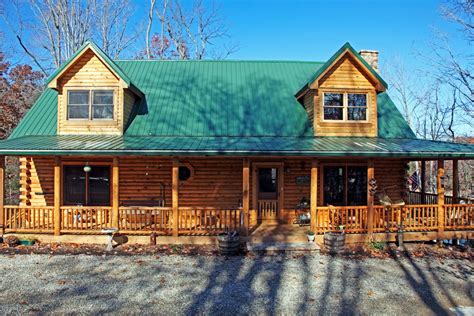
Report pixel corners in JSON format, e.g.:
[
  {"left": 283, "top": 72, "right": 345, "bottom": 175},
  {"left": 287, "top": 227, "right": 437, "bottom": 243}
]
[
  {"left": 2, "top": 204, "right": 471, "bottom": 236},
  {"left": 445, "top": 204, "right": 474, "bottom": 230},
  {"left": 314, "top": 206, "right": 368, "bottom": 233},
  {"left": 60, "top": 206, "right": 112, "bottom": 233},
  {"left": 118, "top": 206, "right": 172, "bottom": 234},
  {"left": 407, "top": 191, "right": 474, "bottom": 205},
  {"left": 178, "top": 207, "right": 242, "bottom": 235},
  {"left": 315, "top": 204, "right": 472, "bottom": 234},
  {"left": 3, "top": 206, "right": 54, "bottom": 233}
]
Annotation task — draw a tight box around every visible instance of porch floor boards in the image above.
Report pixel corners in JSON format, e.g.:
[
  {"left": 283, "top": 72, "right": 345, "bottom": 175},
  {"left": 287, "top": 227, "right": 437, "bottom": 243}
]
[{"left": 248, "top": 221, "right": 310, "bottom": 243}]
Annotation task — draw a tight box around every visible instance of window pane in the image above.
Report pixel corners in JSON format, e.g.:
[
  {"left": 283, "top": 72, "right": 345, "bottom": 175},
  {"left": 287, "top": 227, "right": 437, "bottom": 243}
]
[
  {"left": 68, "top": 105, "right": 89, "bottom": 119},
  {"left": 179, "top": 166, "right": 191, "bottom": 181},
  {"left": 63, "top": 166, "right": 86, "bottom": 205},
  {"left": 89, "top": 166, "right": 110, "bottom": 205},
  {"left": 69, "top": 91, "right": 89, "bottom": 105},
  {"left": 324, "top": 93, "right": 343, "bottom": 107},
  {"left": 323, "top": 167, "right": 345, "bottom": 206},
  {"left": 347, "top": 167, "right": 367, "bottom": 205},
  {"left": 348, "top": 94, "right": 367, "bottom": 107},
  {"left": 93, "top": 105, "right": 114, "bottom": 119},
  {"left": 348, "top": 108, "right": 367, "bottom": 121},
  {"left": 93, "top": 91, "right": 113, "bottom": 105},
  {"left": 324, "top": 107, "right": 343, "bottom": 120}
]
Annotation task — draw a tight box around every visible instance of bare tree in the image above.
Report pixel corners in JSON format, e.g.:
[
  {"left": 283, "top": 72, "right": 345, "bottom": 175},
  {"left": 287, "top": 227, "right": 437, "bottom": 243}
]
[
  {"left": 2, "top": 0, "right": 138, "bottom": 73},
  {"left": 94, "top": 0, "right": 139, "bottom": 59},
  {"left": 146, "top": 0, "right": 157, "bottom": 59},
  {"left": 141, "top": 0, "right": 237, "bottom": 60}
]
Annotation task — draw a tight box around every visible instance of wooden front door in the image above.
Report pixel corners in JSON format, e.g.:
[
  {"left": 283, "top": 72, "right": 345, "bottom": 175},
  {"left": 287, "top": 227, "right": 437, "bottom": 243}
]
[{"left": 254, "top": 163, "right": 283, "bottom": 220}]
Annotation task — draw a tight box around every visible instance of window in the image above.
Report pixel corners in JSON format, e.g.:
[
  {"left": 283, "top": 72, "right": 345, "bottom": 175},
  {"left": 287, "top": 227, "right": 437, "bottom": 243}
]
[
  {"left": 178, "top": 163, "right": 194, "bottom": 182},
  {"left": 67, "top": 89, "right": 114, "bottom": 120},
  {"left": 63, "top": 165, "right": 111, "bottom": 206},
  {"left": 179, "top": 166, "right": 191, "bottom": 181},
  {"left": 323, "top": 92, "right": 368, "bottom": 121},
  {"left": 323, "top": 166, "right": 367, "bottom": 206}
]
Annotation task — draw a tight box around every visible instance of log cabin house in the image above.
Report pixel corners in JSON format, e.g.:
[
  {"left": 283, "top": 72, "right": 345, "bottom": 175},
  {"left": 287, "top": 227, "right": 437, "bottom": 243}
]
[{"left": 0, "top": 41, "right": 473, "bottom": 244}]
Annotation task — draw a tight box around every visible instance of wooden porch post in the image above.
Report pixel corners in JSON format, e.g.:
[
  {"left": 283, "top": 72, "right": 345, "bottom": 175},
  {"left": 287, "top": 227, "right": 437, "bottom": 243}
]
[
  {"left": 452, "top": 159, "right": 459, "bottom": 204},
  {"left": 421, "top": 160, "right": 426, "bottom": 204},
  {"left": 437, "top": 159, "right": 445, "bottom": 233},
  {"left": 54, "top": 157, "right": 61, "bottom": 236},
  {"left": 112, "top": 157, "right": 119, "bottom": 228},
  {"left": 310, "top": 159, "right": 318, "bottom": 233},
  {"left": 367, "top": 160, "right": 375, "bottom": 235},
  {"left": 242, "top": 158, "right": 250, "bottom": 236},
  {"left": 172, "top": 157, "right": 179, "bottom": 237},
  {"left": 0, "top": 156, "right": 5, "bottom": 235}
]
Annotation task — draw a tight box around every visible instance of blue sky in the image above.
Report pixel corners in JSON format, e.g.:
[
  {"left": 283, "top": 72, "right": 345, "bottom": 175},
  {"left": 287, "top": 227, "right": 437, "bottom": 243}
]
[
  {"left": 1, "top": 0, "right": 462, "bottom": 70},
  {"left": 208, "top": 0, "right": 461, "bottom": 68}
]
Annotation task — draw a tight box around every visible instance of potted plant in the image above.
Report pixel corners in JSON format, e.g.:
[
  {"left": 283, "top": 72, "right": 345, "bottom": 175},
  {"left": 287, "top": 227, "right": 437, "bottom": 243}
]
[
  {"left": 217, "top": 230, "right": 240, "bottom": 255},
  {"left": 19, "top": 237, "right": 36, "bottom": 246},
  {"left": 306, "top": 230, "right": 315, "bottom": 242}
]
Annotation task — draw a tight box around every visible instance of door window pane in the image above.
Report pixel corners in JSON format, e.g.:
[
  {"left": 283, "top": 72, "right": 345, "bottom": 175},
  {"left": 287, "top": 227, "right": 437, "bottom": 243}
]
[
  {"left": 323, "top": 167, "right": 345, "bottom": 205},
  {"left": 89, "top": 166, "right": 110, "bottom": 205},
  {"left": 258, "top": 168, "right": 278, "bottom": 200},
  {"left": 63, "top": 166, "right": 86, "bottom": 205},
  {"left": 347, "top": 167, "right": 367, "bottom": 205}
]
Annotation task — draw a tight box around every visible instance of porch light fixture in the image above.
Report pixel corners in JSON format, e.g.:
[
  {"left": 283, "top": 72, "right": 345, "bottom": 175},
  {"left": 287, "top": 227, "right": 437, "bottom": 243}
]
[{"left": 83, "top": 162, "right": 92, "bottom": 173}]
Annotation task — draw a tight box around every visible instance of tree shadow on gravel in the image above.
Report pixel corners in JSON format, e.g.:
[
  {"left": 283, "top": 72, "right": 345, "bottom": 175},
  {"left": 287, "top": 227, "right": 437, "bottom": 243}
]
[{"left": 390, "top": 250, "right": 453, "bottom": 316}]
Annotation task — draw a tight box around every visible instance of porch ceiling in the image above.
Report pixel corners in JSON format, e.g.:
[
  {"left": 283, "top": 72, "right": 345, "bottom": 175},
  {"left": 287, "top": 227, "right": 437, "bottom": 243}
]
[{"left": 0, "top": 135, "right": 473, "bottom": 158}]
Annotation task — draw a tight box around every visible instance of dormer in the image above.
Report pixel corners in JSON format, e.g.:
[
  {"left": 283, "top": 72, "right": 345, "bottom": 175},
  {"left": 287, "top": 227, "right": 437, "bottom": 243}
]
[
  {"left": 296, "top": 43, "right": 387, "bottom": 137},
  {"left": 46, "top": 41, "right": 142, "bottom": 135}
]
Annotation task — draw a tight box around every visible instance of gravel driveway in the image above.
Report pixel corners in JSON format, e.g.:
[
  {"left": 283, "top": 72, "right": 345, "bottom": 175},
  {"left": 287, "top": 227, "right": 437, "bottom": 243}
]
[{"left": 0, "top": 253, "right": 472, "bottom": 315}]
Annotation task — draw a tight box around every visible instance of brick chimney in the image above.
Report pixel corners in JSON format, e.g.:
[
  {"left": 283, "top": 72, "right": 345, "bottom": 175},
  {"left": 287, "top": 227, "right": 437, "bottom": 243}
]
[{"left": 358, "top": 50, "right": 379, "bottom": 73}]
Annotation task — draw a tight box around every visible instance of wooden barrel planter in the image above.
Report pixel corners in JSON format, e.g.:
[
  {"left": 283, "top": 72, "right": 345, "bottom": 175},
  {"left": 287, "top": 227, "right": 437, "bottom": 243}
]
[
  {"left": 324, "top": 232, "right": 346, "bottom": 254},
  {"left": 217, "top": 232, "right": 240, "bottom": 255}
]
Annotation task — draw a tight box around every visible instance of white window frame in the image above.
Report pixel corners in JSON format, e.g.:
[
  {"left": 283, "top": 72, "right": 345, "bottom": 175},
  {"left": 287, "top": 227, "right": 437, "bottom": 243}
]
[
  {"left": 321, "top": 91, "right": 369, "bottom": 123},
  {"left": 67, "top": 88, "right": 115, "bottom": 121}
]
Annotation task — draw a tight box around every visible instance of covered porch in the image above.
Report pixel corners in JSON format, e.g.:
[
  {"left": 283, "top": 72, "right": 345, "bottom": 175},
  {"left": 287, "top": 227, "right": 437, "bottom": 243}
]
[{"left": 1, "top": 154, "right": 472, "bottom": 243}]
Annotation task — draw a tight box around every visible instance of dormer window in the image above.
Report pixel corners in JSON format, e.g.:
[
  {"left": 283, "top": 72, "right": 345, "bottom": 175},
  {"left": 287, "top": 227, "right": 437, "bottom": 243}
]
[
  {"left": 67, "top": 89, "right": 114, "bottom": 120},
  {"left": 323, "top": 92, "right": 368, "bottom": 122}
]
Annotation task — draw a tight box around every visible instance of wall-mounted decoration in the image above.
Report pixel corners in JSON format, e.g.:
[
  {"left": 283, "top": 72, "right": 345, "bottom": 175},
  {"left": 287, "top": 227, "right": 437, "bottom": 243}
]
[{"left": 295, "top": 175, "right": 310, "bottom": 186}]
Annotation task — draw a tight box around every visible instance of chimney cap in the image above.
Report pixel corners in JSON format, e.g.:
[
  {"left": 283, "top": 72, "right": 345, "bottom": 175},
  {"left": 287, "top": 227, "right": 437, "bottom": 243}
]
[{"left": 359, "top": 49, "right": 379, "bottom": 54}]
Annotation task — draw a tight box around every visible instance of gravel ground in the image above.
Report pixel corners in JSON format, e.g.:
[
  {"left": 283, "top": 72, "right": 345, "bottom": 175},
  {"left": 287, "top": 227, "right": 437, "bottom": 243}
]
[{"left": 0, "top": 252, "right": 472, "bottom": 315}]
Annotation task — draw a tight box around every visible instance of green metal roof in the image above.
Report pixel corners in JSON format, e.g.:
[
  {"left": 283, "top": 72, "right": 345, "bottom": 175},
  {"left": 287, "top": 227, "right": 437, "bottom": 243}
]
[
  {"left": 0, "top": 135, "right": 473, "bottom": 158},
  {"left": 9, "top": 57, "right": 414, "bottom": 139}
]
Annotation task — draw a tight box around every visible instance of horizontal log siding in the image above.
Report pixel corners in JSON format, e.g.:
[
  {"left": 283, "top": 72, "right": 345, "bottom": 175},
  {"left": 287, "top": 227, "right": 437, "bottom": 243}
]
[
  {"left": 179, "top": 158, "right": 243, "bottom": 209},
  {"left": 119, "top": 157, "right": 172, "bottom": 206},
  {"left": 19, "top": 157, "right": 55, "bottom": 206},
  {"left": 374, "top": 159, "right": 406, "bottom": 204},
  {"left": 302, "top": 90, "right": 315, "bottom": 126},
  {"left": 282, "top": 158, "right": 312, "bottom": 221}
]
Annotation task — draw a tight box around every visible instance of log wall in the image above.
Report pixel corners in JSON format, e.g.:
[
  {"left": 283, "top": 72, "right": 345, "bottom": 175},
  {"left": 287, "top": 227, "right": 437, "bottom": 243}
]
[{"left": 18, "top": 156, "right": 407, "bottom": 221}]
